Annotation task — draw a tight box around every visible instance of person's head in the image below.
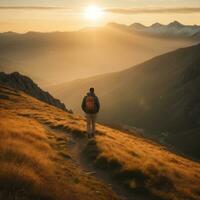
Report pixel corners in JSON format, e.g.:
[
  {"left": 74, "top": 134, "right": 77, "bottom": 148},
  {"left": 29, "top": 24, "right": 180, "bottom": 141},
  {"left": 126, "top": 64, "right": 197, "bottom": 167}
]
[{"left": 89, "top": 87, "right": 94, "bottom": 93}]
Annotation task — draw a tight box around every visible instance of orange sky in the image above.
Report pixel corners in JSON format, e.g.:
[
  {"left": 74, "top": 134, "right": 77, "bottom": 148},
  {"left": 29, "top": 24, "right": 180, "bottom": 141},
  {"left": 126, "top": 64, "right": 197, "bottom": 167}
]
[{"left": 0, "top": 0, "right": 200, "bottom": 32}]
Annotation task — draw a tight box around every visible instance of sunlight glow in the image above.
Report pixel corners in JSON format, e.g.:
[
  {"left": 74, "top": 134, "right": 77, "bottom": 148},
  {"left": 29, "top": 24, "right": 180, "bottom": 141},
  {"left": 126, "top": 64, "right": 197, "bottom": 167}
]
[{"left": 84, "top": 5, "right": 105, "bottom": 21}]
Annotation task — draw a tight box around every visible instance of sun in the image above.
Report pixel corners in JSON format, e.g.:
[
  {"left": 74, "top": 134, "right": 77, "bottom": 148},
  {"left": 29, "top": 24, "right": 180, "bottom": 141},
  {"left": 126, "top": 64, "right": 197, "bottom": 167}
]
[{"left": 84, "top": 5, "right": 105, "bottom": 21}]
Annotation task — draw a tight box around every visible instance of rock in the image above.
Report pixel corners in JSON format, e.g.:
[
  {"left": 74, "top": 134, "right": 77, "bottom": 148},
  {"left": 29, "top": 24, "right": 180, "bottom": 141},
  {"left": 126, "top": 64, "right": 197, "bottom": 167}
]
[{"left": 0, "top": 72, "right": 70, "bottom": 112}]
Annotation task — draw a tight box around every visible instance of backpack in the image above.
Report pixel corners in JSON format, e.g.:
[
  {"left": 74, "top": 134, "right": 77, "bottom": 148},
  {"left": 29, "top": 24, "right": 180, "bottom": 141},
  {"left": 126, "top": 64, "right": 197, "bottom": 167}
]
[{"left": 86, "top": 96, "right": 95, "bottom": 112}]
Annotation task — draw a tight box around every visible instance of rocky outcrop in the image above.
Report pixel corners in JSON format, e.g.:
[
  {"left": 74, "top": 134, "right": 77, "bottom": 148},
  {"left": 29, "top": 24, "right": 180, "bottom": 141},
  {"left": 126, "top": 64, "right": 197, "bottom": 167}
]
[{"left": 0, "top": 72, "right": 69, "bottom": 112}]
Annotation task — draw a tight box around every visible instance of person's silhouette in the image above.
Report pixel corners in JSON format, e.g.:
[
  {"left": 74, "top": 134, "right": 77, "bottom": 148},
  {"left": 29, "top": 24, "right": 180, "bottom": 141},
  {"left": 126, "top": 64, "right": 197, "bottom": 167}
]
[{"left": 81, "top": 88, "right": 100, "bottom": 138}]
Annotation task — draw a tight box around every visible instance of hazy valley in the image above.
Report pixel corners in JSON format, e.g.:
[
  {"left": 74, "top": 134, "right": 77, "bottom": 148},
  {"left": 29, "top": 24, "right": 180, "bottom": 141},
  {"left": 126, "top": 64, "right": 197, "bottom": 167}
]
[{"left": 0, "top": 22, "right": 197, "bottom": 85}]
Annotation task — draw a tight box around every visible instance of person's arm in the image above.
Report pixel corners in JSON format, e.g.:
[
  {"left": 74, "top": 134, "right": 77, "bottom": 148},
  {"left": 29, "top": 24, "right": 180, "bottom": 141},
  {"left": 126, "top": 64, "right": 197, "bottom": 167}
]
[
  {"left": 81, "top": 96, "right": 86, "bottom": 111},
  {"left": 96, "top": 97, "right": 100, "bottom": 112}
]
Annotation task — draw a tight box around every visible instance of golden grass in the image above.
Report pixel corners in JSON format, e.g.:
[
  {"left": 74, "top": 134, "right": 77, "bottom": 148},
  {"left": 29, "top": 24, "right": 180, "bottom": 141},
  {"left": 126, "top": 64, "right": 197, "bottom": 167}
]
[
  {"left": 0, "top": 113, "right": 74, "bottom": 200},
  {"left": 1, "top": 85, "right": 200, "bottom": 200},
  {"left": 85, "top": 125, "right": 200, "bottom": 200},
  {"left": 0, "top": 85, "right": 119, "bottom": 200}
]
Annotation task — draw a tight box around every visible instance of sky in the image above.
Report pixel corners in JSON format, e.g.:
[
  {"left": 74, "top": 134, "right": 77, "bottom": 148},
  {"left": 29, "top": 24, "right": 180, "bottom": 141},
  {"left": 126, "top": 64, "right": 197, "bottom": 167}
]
[{"left": 0, "top": 0, "right": 200, "bottom": 32}]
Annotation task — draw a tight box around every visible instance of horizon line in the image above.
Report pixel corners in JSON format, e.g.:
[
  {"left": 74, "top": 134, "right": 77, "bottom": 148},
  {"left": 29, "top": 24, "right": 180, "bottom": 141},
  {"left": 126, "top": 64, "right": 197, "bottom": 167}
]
[{"left": 0, "top": 20, "right": 199, "bottom": 34}]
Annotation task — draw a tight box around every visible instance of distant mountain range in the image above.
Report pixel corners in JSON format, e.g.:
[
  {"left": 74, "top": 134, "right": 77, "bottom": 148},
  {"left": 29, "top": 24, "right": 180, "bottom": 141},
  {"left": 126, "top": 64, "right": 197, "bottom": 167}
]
[
  {"left": 0, "top": 22, "right": 196, "bottom": 85},
  {"left": 108, "top": 21, "right": 200, "bottom": 40},
  {"left": 0, "top": 72, "right": 69, "bottom": 112},
  {"left": 50, "top": 43, "right": 200, "bottom": 159}
]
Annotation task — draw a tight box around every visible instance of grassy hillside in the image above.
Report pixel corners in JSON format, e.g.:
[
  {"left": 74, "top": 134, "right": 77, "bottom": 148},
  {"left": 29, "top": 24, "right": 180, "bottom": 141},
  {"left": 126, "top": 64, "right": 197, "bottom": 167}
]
[
  {"left": 0, "top": 84, "right": 200, "bottom": 200},
  {"left": 0, "top": 85, "right": 119, "bottom": 200},
  {"left": 50, "top": 43, "right": 200, "bottom": 159},
  {"left": 0, "top": 26, "right": 194, "bottom": 84}
]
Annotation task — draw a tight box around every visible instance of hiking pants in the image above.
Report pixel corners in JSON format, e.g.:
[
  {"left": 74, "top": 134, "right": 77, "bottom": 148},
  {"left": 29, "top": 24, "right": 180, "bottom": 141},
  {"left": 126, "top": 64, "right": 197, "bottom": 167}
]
[{"left": 86, "top": 114, "right": 96, "bottom": 135}]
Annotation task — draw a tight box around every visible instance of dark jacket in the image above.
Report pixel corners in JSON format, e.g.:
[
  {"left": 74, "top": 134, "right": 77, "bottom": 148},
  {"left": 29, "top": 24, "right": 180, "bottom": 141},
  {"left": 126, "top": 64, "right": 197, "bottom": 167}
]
[{"left": 82, "top": 92, "right": 100, "bottom": 114}]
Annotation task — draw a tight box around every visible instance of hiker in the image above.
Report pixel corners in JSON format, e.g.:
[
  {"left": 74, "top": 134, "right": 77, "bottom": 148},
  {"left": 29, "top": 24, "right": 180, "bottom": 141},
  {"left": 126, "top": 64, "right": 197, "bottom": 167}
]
[{"left": 81, "top": 87, "right": 100, "bottom": 138}]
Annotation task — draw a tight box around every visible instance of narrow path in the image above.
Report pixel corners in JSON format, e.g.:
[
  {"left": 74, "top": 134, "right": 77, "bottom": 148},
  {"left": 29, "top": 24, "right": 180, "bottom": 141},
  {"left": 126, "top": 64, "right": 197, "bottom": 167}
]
[
  {"left": 44, "top": 124, "right": 151, "bottom": 200},
  {"left": 67, "top": 135, "right": 134, "bottom": 200}
]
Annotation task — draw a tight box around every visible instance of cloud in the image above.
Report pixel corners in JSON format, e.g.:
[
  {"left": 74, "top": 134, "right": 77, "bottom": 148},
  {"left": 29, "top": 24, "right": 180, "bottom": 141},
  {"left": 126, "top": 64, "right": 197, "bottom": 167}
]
[
  {"left": 1, "top": 6, "right": 199, "bottom": 14},
  {"left": 0, "top": 6, "right": 68, "bottom": 10},
  {"left": 106, "top": 7, "right": 200, "bottom": 15}
]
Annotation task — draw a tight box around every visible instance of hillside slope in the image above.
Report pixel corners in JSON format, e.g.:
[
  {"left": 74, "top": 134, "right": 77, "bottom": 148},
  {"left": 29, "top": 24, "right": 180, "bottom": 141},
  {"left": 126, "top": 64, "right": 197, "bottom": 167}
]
[
  {"left": 50, "top": 43, "right": 200, "bottom": 159},
  {"left": 0, "top": 84, "right": 200, "bottom": 200},
  {"left": 0, "top": 84, "right": 119, "bottom": 200}
]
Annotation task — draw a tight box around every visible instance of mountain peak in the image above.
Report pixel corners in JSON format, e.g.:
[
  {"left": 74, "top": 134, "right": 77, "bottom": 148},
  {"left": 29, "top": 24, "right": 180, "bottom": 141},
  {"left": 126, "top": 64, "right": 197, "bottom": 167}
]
[
  {"left": 151, "top": 22, "right": 163, "bottom": 28},
  {"left": 130, "top": 23, "right": 146, "bottom": 29},
  {"left": 168, "top": 21, "right": 183, "bottom": 27}
]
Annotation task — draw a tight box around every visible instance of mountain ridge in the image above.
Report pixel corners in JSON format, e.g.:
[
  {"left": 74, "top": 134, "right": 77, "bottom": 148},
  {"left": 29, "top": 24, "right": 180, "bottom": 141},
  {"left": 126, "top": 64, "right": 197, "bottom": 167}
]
[
  {"left": 131, "top": 20, "right": 200, "bottom": 39},
  {"left": 0, "top": 22, "right": 195, "bottom": 84},
  {"left": 0, "top": 72, "right": 69, "bottom": 112},
  {"left": 108, "top": 21, "right": 200, "bottom": 39}
]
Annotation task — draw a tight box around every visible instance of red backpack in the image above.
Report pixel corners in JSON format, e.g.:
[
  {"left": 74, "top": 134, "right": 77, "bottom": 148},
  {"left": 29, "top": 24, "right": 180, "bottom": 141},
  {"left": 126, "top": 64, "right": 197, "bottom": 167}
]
[{"left": 86, "top": 96, "right": 95, "bottom": 111}]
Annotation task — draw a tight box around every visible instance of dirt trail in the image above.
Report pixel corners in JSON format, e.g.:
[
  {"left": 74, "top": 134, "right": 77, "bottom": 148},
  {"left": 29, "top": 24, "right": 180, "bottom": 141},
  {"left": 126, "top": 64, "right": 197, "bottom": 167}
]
[
  {"left": 45, "top": 125, "right": 152, "bottom": 200},
  {"left": 68, "top": 136, "right": 138, "bottom": 200}
]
